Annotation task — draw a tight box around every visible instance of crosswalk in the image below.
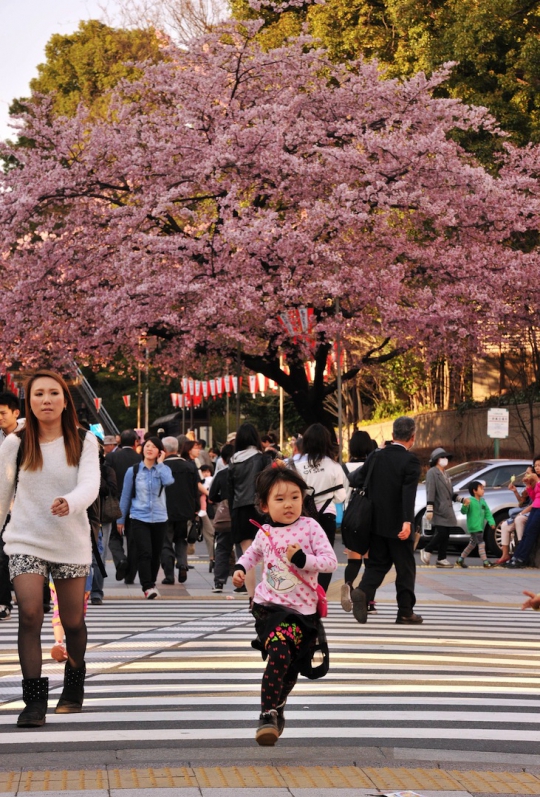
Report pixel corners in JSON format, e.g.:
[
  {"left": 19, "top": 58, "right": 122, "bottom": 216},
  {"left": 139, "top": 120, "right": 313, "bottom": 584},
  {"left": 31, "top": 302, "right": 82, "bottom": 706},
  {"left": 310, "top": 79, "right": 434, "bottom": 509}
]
[{"left": 1, "top": 599, "right": 540, "bottom": 749}]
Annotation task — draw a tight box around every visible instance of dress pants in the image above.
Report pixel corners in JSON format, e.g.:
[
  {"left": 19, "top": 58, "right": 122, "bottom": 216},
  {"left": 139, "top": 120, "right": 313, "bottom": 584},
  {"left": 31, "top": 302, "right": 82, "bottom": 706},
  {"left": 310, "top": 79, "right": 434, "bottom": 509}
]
[
  {"left": 424, "top": 525, "right": 451, "bottom": 560},
  {"left": 0, "top": 534, "right": 12, "bottom": 609},
  {"left": 91, "top": 531, "right": 105, "bottom": 600},
  {"left": 358, "top": 534, "right": 416, "bottom": 616},
  {"left": 109, "top": 519, "right": 138, "bottom": 582},
  {"left": 161, "top": 519, "right": 189, "bottom": 580},
  {"left": 130, "top": 519, "right": 168, "bottom": 591},
  {"left": 214, "top": 531, "right": 235, "bottom": 585}
]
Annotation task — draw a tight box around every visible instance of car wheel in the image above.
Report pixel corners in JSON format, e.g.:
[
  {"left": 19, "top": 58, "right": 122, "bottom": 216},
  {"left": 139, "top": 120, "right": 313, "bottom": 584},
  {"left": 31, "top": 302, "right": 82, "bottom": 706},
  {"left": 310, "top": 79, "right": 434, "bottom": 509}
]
[{"left": 487, "top": 511, "right": 509, "bottom": 557}]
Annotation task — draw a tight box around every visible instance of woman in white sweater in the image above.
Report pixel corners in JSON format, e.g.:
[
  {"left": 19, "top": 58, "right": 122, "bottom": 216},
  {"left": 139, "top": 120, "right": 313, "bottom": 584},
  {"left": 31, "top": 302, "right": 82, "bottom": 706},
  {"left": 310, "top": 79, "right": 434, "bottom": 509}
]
[
  {"left": 0, "top": 370, "right": 100, "bottom": 728},
  {"left": 293, "top": 423, "right": 346, "bottom": 593}
]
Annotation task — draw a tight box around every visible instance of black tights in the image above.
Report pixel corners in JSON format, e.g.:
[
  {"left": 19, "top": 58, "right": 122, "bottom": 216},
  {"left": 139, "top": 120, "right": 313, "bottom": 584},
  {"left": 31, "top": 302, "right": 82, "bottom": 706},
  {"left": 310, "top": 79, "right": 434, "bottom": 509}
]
[
  {"left": 261, "top": 637, "right": 300, "bottom": 712},
  {"left": 344, "top": 557, "right": 363, "bottom": 585},
  {"left": 13, "top": 573, "right": 88, "bottom": 679}
]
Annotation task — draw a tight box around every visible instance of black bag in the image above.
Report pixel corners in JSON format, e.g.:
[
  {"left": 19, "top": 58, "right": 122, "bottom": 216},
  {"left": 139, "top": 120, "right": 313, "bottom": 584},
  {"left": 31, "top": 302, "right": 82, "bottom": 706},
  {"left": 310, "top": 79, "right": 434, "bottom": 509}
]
[
  {"left": 187, "top": 515, "right": 203, "bottom": 543},
  {"left": 341, "top": 452, "right": 378, "bottom": 555}
]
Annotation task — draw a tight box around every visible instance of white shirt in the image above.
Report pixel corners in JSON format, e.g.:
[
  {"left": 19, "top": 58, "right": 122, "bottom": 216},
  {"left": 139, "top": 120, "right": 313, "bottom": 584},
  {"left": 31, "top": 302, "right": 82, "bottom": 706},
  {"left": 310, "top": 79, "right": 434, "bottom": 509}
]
[
  {"left": 0, "top": 432, "right": 100, "bottom": 565},
  {"left": 294, "top": 455, "right": 347, "bottom": 515},
  {"left": 0, "top": 418, "right": 25, "bottom": 447}
]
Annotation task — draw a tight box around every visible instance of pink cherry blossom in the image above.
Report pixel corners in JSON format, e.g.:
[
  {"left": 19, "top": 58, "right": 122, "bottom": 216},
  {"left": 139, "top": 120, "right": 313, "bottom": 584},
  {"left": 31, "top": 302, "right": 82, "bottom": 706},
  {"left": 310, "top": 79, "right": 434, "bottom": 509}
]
[{"left": 0, "top": 22, "right": 538, "bottom": 426}]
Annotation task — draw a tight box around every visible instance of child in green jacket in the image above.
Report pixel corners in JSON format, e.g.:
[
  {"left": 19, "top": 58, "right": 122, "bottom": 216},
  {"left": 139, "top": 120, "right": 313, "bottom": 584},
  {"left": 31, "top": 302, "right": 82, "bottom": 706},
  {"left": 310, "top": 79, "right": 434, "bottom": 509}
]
[{"left": 456, "top": 480, "right": 495, "bottom": 568}]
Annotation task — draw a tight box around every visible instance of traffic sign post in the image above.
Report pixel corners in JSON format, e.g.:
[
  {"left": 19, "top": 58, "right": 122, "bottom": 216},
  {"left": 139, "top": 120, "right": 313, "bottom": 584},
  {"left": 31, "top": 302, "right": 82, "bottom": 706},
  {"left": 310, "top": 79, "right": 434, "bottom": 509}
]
[{"left": 487, "top": 408, "right": 509, "bottom": 459}]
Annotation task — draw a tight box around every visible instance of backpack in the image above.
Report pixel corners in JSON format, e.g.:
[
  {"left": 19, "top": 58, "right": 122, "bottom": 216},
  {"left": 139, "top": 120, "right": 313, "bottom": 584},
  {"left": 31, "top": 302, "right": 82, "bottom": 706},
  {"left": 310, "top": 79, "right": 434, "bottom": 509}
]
[
  {"left": 15, "top": 427, "right": 106, "bottom": 578},
  {"left": 287, "top": 458, "right": 342, "bottom": 522}
]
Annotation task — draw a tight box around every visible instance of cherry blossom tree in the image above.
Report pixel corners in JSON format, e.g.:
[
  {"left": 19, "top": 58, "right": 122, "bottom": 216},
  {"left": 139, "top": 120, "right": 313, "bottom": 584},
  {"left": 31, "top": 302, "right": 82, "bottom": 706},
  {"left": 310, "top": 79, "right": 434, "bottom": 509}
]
[{"left": 1, "top": 22, "right": 539, "bottom": 428}]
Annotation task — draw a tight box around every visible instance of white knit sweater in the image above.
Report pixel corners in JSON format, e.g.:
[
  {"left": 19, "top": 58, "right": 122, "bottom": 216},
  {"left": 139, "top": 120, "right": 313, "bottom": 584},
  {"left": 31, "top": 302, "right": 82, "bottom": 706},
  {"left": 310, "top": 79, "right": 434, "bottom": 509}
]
[{"left": 0, "top": 432, "right": 100, "bottom": 565}]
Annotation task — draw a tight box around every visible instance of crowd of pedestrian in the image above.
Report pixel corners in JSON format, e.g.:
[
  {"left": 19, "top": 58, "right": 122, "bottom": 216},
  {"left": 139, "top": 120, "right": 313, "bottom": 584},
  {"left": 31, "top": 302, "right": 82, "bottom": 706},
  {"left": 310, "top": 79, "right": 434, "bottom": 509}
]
[{"left": 2, "top": 374, "right": 540, "bottom": 744}]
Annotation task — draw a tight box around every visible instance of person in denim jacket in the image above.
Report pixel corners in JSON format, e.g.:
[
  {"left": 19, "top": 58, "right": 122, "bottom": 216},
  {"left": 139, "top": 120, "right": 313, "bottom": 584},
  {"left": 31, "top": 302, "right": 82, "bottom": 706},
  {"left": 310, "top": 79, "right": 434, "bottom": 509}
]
[{"left": 118, "top": 436, "right": 174, "bottom": 599}]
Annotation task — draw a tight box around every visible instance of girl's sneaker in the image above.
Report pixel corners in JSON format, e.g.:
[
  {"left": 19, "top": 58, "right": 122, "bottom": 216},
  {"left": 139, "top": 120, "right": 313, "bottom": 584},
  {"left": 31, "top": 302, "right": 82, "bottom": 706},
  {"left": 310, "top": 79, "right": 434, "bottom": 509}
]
[
  {"left": 455, "top": 558, "right": 468, "bottom": 568},
  {"left": 483, "top": 560, "right": 494, "bottom": 568},
  {"left": 494, "top": 555, "right": 511, "bottom": 566},
  {"left": 144, "top": 588, "right": 160, "bottom": 600},
  {"left": 256, "top": 710, "right": 279, "bottom": 746},
  {"left": 50, "top": 642, "right": 68, "bottom": 662}
]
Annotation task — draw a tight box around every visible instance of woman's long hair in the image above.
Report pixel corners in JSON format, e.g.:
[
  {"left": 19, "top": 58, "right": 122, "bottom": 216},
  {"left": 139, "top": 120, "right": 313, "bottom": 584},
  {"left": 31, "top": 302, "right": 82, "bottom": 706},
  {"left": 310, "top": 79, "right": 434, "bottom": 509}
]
[
  {"left": 179, "top": 439, "right": 196, "bottom": 459},
  {"left": 19, "top": 370, "right": 82, "bottom": 471},
  {"left": 302, "top": 423, "right": 334, "bottom": 468},
  {"left": 234, "top": 422, "right": 262, "bottom": 453}
]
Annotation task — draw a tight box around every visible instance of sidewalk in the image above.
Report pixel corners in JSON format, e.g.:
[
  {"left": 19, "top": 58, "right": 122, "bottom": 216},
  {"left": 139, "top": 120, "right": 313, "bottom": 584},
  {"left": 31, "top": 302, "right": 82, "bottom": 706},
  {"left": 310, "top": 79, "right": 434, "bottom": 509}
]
[
  {"left": 101, "top": 540, "right": 540, "bottom": 609},
  {"left": 3, "top": 763, "right": 540, "bottom": 796}
]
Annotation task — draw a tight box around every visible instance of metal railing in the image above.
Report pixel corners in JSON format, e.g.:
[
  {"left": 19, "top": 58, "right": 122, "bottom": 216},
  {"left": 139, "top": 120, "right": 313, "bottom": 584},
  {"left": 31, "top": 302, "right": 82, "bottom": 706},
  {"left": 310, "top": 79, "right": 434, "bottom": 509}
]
[{"left": 73, "top": 364, "right": 119, "bottom": 435}]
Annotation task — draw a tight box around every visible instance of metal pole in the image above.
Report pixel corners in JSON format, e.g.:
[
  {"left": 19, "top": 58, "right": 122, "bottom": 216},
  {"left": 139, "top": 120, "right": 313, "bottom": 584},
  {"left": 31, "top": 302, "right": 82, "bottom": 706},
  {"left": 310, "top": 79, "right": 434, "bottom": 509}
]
[
  {"left": 279, "top": 354, "right": 284, "bottom": 450},
  {"left": 236, "top": 348, "right": 241, "bottom": 430},
  {"left": 336, "top": 298, "right": 343, "bottom": 465},
  {"left": 494, "top": 438, "right": 500, "bottom": 458},
  {"left": 137, "top": 366, "right": 141, "bottom": 429},
  {"left": 144, "top": 346, "right": 149, "bottom": 431}
]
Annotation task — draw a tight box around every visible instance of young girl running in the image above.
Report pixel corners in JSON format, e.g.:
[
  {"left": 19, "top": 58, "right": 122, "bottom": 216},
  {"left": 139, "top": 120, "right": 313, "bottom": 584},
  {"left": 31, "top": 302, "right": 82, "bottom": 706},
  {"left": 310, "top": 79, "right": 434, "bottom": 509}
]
[{"left": 233, "top": 465, "right": 337, "bottom": 746}]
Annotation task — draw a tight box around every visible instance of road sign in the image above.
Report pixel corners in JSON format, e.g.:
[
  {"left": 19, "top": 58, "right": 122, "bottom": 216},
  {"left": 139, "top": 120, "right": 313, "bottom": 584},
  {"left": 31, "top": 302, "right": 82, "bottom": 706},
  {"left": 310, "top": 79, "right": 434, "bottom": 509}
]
[{"left": 487, "top": 408, "right": 509, "bottom": 439}]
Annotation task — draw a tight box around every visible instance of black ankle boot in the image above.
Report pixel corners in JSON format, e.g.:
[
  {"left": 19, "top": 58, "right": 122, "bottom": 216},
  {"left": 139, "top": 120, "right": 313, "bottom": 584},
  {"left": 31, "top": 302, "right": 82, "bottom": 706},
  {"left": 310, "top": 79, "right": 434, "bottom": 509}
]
[
  {"left": 17, "top": 677, "right": 48, "bottom": 727},
  {"left": 55, "top": 661, "right": 86, "bottom": 714}
]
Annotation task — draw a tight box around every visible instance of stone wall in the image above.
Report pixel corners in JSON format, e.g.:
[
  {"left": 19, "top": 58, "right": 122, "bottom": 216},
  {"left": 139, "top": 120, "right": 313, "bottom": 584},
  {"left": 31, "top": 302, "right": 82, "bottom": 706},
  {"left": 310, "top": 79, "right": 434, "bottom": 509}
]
[{"left": 356, "top": 403, "right": 540, "bottom": 459}]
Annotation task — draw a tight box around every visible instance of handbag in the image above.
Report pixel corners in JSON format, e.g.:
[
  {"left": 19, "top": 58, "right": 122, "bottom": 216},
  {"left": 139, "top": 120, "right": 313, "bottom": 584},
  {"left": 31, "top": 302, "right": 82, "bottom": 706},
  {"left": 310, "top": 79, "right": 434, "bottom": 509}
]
[
  {"left": 341, "top": 452, "right": 378, "bottom": 555},
  {"left": 101, "top": 493, "right": 122, "bottom": 523},
  {"left": 187, "top": 515, "right": 203, "bottom": 543},
  {"left": 213, "top": 499, "right": 231, "bottom": 532},
  {"left": 250, "top": 519, "right": 328, "bottom": 617}
]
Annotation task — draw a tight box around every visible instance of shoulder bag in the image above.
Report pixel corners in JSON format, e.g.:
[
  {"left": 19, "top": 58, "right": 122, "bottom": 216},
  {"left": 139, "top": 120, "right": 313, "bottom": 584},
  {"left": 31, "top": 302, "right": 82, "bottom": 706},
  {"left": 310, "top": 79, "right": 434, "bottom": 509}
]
[
  {"left": 341, "top": 452, "right": 378, "bottom": 555},
  {"left": 212, "top": 499, "right": 231, "bottom": 532}
]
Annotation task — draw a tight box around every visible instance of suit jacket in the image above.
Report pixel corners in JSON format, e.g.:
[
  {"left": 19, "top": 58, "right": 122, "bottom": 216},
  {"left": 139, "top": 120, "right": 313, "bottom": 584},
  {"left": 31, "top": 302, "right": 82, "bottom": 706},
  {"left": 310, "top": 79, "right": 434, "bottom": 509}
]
[
  {"left": 425, "top": 466, "right": 457, "bottom": 527},
  {"left": 349, "top": 443, "right": 420, "bottom": 538},
  {"left": 105, "top": 447, "right": 141, "bottom": 494}
]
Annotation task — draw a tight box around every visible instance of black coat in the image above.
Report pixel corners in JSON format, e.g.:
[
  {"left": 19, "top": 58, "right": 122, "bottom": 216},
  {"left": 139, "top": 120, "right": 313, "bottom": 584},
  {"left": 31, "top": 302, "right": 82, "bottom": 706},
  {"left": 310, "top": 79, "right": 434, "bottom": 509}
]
[
  {"left": 228, "top": 451, "right": 269, "bottom": 508},
  {"left": 164, "top": 455, "right": 200, "bottom": 521},
  {"left": 349, "top": 443, "right": 420, "bottom": 538},
  {"left": 209, "top": 467, "right": 229, "bottom": 504},
  {"left": 105, "top": 447, "right": 141, "bottom": 494}
]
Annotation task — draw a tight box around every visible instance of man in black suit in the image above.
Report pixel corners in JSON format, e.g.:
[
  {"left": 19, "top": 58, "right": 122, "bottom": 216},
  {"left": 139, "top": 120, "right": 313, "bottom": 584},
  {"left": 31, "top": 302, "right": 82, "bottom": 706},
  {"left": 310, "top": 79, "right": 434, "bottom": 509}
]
[
  {"left": 349, "top": 416, "right": 422, "bottom": 624},
  {"left": 106, "top": 429, "right": 141, "bottom": 582}
]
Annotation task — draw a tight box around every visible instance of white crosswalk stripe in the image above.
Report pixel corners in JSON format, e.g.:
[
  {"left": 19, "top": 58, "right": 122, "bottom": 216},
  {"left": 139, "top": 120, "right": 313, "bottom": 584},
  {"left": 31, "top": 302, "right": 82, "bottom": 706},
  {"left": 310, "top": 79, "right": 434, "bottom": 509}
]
[{"left": 1, "top": 600, "right": 540, "bottom": 749}]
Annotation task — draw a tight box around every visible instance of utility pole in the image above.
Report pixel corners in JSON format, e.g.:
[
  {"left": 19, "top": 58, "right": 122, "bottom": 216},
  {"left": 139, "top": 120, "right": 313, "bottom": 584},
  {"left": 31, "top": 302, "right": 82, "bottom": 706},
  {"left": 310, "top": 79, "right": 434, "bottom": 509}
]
[
  {"left": 279, "top": 354, "right": 284, "bottom": 450},
  {"left": 236, "top": 347, "right": 241, "bottom": 430},
  {"left": 144, "top": 346, "right": 149, "bottom": 431},
  {"left": 336, "top": 298, "right": 343, "bottom": 465}
]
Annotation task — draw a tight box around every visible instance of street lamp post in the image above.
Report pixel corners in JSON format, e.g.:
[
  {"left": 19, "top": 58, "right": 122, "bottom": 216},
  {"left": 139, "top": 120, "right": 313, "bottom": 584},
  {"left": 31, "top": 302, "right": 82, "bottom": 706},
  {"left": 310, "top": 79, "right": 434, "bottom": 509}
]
[{"left": 336, "top": 298, "right": 343, "bottom": 465}]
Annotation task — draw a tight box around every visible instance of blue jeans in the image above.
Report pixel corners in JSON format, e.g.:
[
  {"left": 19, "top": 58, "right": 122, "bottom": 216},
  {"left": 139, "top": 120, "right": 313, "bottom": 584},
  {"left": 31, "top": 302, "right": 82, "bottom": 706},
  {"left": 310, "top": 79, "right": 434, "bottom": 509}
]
[{"left": 514, "top": 507, "right": 540, "bottom": 564}]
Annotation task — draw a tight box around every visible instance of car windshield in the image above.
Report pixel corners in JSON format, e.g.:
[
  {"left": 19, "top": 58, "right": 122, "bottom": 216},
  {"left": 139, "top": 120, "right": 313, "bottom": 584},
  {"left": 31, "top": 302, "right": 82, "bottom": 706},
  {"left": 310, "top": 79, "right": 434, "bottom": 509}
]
[{"left": 444, "top": 462, "right": 488, "bottom": 485}]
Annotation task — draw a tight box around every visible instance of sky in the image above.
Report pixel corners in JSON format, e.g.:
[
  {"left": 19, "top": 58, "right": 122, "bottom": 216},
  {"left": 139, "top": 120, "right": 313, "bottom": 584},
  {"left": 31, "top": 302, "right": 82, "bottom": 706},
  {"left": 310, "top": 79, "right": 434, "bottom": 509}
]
[{"left": 0, "top": 0, "right": 120, "bottom": 141}]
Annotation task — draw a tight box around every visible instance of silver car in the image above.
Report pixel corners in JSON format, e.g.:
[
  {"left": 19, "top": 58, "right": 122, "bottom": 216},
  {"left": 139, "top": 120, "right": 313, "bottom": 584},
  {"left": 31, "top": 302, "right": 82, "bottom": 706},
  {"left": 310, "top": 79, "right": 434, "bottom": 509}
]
[{"left": 414, "top": 459, "right": 532, "bottom": 556}]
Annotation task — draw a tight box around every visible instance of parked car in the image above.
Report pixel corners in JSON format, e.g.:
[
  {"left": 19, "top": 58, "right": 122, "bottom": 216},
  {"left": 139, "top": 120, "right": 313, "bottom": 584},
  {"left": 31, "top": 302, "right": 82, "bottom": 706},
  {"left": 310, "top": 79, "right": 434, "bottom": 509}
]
[{"left": 414, "top": 459, "right": 532, "bottom": 556}]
